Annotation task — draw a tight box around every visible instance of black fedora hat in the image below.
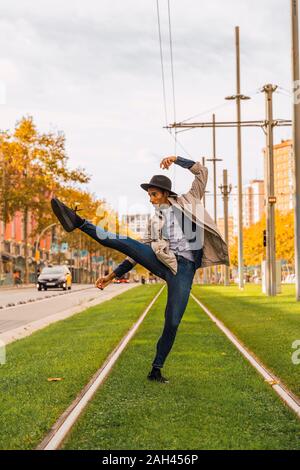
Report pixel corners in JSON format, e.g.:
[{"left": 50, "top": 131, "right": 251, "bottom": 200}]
[{"left": 140, "top": 175, "right": 177, "bottom": 197}]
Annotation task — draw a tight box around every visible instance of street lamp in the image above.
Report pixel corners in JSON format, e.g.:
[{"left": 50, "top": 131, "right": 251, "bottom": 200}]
[{"left": 34, "top": 223, "right": 57, "bottom": 277}]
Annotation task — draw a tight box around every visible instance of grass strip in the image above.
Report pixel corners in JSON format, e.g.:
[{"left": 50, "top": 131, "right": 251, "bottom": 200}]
[
  {"left": 63, "top": 291, "right": 300, "bottom": 450},
  {"left": 0, "top": 285, "right": 161, "bottom": 450},
  {"left": 192, "top": 284, "right": 300, "bottom": 398}
]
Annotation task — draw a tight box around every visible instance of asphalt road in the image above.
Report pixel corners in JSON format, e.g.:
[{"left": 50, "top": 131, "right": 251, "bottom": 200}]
[
  {"left": 0, "top": 283, "right": 137, "bottom": 334},
  {"left": 0, "top": 284, "right": 93, "bottom": 308}
]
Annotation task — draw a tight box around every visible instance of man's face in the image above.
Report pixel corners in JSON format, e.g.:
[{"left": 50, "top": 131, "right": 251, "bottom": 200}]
[{"left": 147, "top": 187, "right": 169, "bottom": 207}]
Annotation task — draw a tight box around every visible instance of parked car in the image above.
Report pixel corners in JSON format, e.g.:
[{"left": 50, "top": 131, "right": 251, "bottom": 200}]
[
  {"left": 37, "top": 265, "right": 72, "bottom": 291},
  {"left": 113, "top": 276, "right": 129, "bottom": 284}
]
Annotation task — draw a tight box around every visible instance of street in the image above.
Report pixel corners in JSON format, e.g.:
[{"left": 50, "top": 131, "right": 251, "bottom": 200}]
[
  {"left": 0, "top": 283, "right": 93, "bottom": 308},
  {"left": 0, "top": 283, "right": 137, "bottom": 335}
]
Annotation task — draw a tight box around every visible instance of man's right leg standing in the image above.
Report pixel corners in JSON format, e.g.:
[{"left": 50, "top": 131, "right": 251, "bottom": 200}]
[{"left": 152, "top": 257, "right": 195, "bottom": 369}]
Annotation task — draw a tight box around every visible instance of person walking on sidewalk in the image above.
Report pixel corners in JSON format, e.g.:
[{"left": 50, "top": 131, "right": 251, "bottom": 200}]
[{"left": 51, "top": 156, "right": 229, "bottom": 383}]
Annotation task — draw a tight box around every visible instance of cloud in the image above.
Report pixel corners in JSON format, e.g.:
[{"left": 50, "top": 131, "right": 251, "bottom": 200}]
[{"left": 0, "top": 0, "right": 293, "bottom": 217}]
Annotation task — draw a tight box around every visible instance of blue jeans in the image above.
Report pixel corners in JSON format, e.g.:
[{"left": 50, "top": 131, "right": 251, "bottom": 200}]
[{"left": 79, "top": 220, "right": 201, "bottom": 368}]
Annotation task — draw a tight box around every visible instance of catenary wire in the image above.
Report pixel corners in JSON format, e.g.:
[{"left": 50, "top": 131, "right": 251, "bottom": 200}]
[
  {"left": 167, "top": 0, "right": 177, "bottom": 187},
  {"left": 156, "top": 0, "right": 169, "bottom": 127}
]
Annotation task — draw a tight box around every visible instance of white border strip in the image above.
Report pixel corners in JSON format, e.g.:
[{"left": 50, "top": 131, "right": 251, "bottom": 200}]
[
  {"left": 191, "top": 294, "right": 300, "bottom": 419},
  {"left": 37, "top": 285, "right": 165, "bottom": 450}
]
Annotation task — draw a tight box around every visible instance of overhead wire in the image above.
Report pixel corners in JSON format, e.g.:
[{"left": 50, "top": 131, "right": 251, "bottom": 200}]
[
  {"left": 167, "top": 0, "right": 177, "bottom": 187},
  {"left": 179, "top": 87, "right": 262, "bottom": 124},
  {"left": 167, "top": 0, "right": 177, "bottom": 127},
  {"left": 156, "top": 0, "right": 178, "bottom": 186},
  {"left": 277, "top": 85, "right": 292, "bottom": 96},
  {"left": 155, "top": 4, "right": 266, "bottom": 202},
  {"left": 156, "top": 0, "right": 169, "bottom": 128}
]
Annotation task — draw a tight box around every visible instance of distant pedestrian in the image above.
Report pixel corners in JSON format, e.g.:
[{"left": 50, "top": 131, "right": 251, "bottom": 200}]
[{"left": 13, "top": 270, "right": 21, "bottom": 288}]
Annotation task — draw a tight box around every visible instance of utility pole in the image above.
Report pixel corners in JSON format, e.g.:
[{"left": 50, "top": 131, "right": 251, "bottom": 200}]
[
  {"left": 202, "top": 157, "right": 207, "bottom": 208},
  {"left": 202, "top": 157, "right": 209, "bottom": 284},
  {"left": 207, "top": 114, "right": 223, "bottom": 283},
  {"left": 225, "top": 27, "right": 251, "bottom": 290},
  {"left": 219, "top": 170, "right": 232, "bottom": 286},
  {"left": 263, "top": 84, "right": 278, "bottom": 297},
  {"left": 207, "top": 115, "right": 222, "bottom": 222},
  {"left": 291, "top": 0, "right": 300, "bottom": 301},
  {"left": 235, "top": 26, "right": 244, "bottom": 290}
]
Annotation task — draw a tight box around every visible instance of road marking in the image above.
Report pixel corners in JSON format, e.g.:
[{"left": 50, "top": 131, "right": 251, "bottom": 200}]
[
  {"left": 37, "top": 285, "right": 165, "bottom": 450},
  {"left": 191, "top": 293, "right": 300, "bottom": 419}
]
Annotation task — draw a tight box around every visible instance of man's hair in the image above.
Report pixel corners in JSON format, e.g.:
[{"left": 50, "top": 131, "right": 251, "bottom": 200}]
[{"left": 148, "top": 186, "right": 169, "bottom": 197}]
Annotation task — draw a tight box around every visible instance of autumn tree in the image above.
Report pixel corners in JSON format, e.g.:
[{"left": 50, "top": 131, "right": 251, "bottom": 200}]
[
  {"left": 0, "top": 116, "right": 90, "bottom": 282},
  {"left": 230, "top": 211, "right": 295, "bottom": 269}
]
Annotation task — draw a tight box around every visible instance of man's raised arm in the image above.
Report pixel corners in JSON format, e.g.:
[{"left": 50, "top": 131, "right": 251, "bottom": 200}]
[{"left": 174, "top": 156, "right": 208, "bottom": 201}]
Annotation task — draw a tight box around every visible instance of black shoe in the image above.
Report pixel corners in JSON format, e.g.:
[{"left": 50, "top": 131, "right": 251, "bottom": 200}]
[
  {"left": 147, "top": 367, "right": 169, "bottom": 384},
  {"left": 51, "top": 198, "right": 85, "bottom": 232}
]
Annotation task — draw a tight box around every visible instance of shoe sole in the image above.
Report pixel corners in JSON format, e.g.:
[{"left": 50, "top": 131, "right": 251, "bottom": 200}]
[
  {"left": 51, "top": 198, "right": 75, "bottom": 232},
  {"left": 147, "top": 376, "right": 169, "bottom": 384}
]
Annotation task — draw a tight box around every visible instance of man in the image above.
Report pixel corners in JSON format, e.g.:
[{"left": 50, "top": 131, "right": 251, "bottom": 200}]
[{"left": 51, "top": 155, "right": 229, "bottom": 384}]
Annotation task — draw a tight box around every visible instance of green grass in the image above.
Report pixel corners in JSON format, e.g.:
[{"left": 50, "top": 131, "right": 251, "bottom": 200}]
[
  {"left": 192, "top": 284, "right": 300, "bottom": 397},
  {"left": 0, "top": 284, "right": 161, "bottom": 450},
  {"left": 63, "top": 291, "right": 300, "bottom": 450}
]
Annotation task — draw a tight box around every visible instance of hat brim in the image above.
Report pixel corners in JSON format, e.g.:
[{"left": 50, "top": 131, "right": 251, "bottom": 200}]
[{"left": 140, "top": 183, "right": 177, "bottom": 197}]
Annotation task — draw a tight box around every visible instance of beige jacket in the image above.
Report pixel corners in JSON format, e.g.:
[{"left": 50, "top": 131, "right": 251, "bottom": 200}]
[{"left": 126, "top": 160, "right": 230, "bottom": 275}]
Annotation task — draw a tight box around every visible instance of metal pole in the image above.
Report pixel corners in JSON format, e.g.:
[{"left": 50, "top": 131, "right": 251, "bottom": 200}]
[
  {"left": 34, "top": 223, "right": 57, "bottom": 281},
  {"left": 202, "top": 157, "right": 208, "bottom": 285},
  {"left": 202, "top": 157, "right": 207, "bottom": 208},
  {"left": 220, "top": 170, "right": 232, "bottom": 286},
  {"left": 291, "top": 0, "right": 300, "bottom": 301},
  {"left": 236, "top": 26, "right": 244, "bottom": 290},
  {"left": 263, "top": 84, "right": 277, "bottom": 297},
  {"left": 207, "top": 114, "right": 223, "bottom": 284},
  {"left": 212, "top": 114, "right": 217, "bottom": 223}
]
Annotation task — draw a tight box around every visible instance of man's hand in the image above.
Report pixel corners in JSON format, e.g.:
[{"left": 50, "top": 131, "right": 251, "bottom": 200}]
[
  {"left": 160, "top": 156, "right": 177, "bottom": 170},
  {"left": 95, "top": 272, "right": 116, "bottom": 290}
]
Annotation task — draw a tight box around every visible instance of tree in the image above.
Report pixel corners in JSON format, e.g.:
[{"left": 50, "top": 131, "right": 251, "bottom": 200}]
[
  {"left": 229, "top": 211, "right": 295, "bottom": 268},
  {"left": 0, "top": 116, "right": 90, "bottom": 282}
]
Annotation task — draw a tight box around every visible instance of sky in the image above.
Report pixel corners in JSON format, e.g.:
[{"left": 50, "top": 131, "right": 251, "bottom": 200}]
[{"left": 0, "top": 0, "right": 294, "bottom": 218}]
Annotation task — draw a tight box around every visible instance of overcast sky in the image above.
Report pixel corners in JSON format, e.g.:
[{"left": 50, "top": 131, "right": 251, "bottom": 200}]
[{"left": 0, "top": 0, "right": 294, "bottom": 217}]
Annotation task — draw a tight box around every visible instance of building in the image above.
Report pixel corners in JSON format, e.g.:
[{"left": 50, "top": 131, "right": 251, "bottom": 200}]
[
  {"left": 121, "top": 213, "right": 151, "bottom": 236},
  {"left": 217, "top": 216, "right": 235, "bottom": 247},
  {"left": 263, "top": 139, "right": 294, "bottom": 213},
  {"left": 233, "top": 180, "right": 265, "bottom": 235},
  {"left": 243, "top": 180, "right": 265, "bottom": 228},
  {"left": 0, "top": 211, "right": 52, "bottom": 284}
]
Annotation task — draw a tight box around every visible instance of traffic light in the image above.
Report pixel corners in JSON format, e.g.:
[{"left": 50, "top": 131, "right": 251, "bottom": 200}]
[{"left": 263, "top": 230, "right": 267, "bottom": 248}]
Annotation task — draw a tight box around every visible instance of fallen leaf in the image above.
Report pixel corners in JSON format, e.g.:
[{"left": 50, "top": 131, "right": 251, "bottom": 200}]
[
  {"left": 47, "top": 377, "right": 64, "bottom": 382},
  {"left": 265, "top": 379, "right": 279, "bottom": 386}
]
